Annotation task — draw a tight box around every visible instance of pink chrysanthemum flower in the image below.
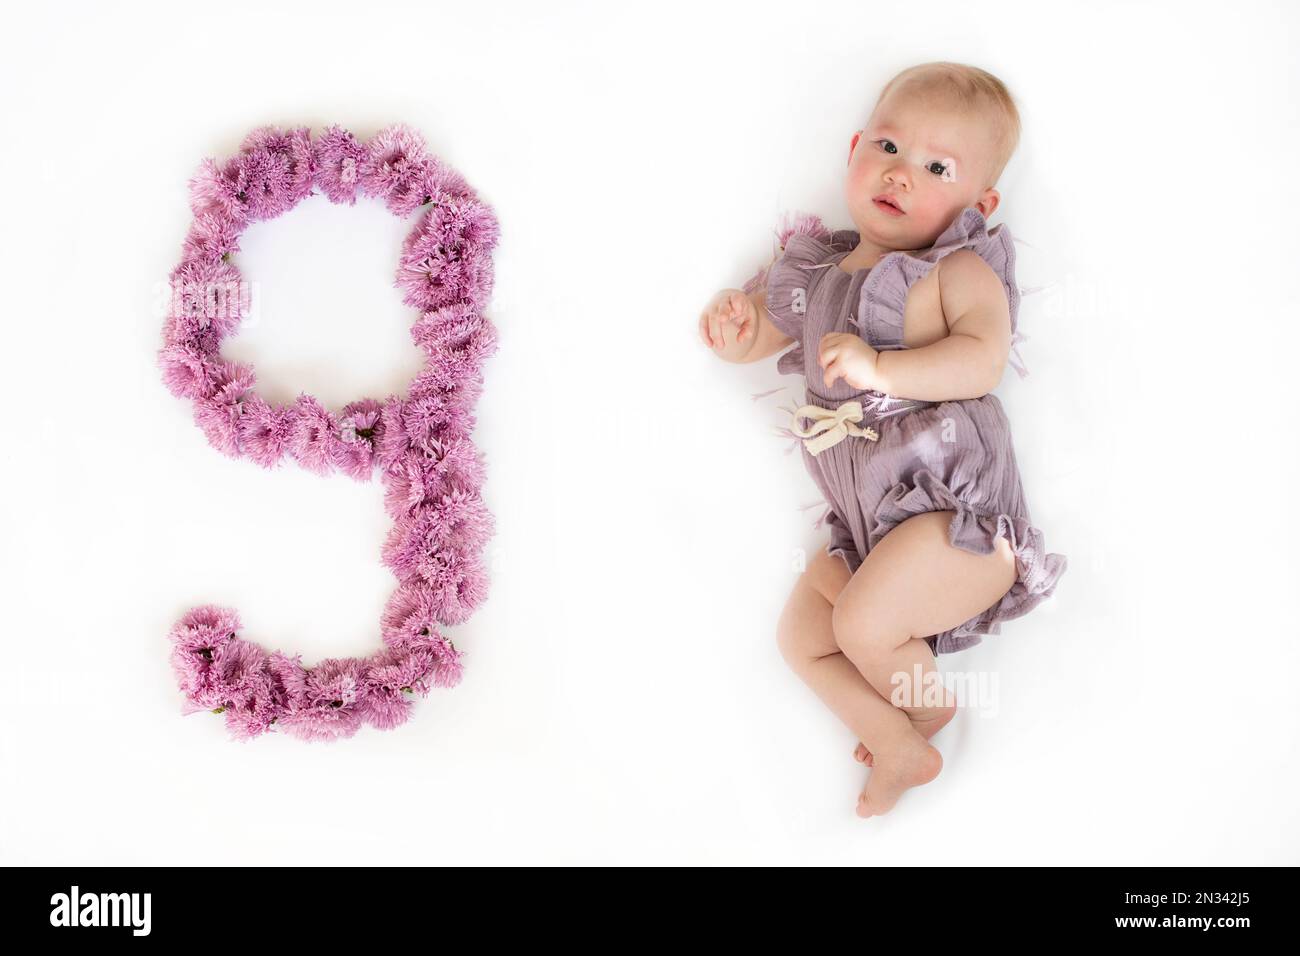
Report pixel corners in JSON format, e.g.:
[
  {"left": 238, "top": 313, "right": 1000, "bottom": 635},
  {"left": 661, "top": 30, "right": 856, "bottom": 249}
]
[
  {"left": 357, "top": 684, "right": 412, "bottom": 731},
  {"left": 276, "top": 658, "right": 366, "bottom": 742},
  {"left": 167, "top": 258, "right": 248, "bottom": 342},
  {"left": 377, "top": 393, "right": 478, "bottom": 469},
  {"left": 207, "top": 360, "right": 256, "bottom": 405},
  {"left": 382, "top": 452, "right": 437, "bottom": 517},
  {"left": 200, "top": 639, "right": 279, "bottom": 739},
  {"left": 236, "top": 395, "right": 296, "bottom": 468},
  {"left": 190, "top": 359, "right": 255, "bottom": 455},
  {"left": 233, "top": 150, "right": 295, "bottom": 221},
  {"left": 418, "top": 160, "right": 471, "bottom": 208},
  {"left": 161, "top": 307, "right": 223, "bottom": 356},
  {"left": 167, "top": 605, "right": 241, "bottom": 706},
  {"left": 379, "top": 581, "right": 444, "bottom": 649},
  {"left": 331, "top": 398, "right": 385, "bottom": 480},
  {"left": 404, "top": 630, "right": 464, "bottom": 689},
  {"left": 448, "top": 432, "right": 488, "bottom": 474},
  {"left": 221, "top": 685, "right": 279, "bottom": 741},
  {"left": 359, "top": 123, "right": 432, "bottom": 212},
  {"left": 385, "top": 159, "right": 469, "bottom": 218},
  {"left": 430, "top": 636, "right": 464, "bottom": 688},
  {"left": 428, "top": 436, "right": 488, "bottom": 495},
  {"left": 433, "top": 373, "right": 485, "bottom": 413},
  {"left": 381, "top": 444, "right": 487, "bottom": 519},
  {"left": 169, "top": 604, "right": 241, "bottom": 654},
  {"left": 382, "top": 491, "right": 494, "bottom": 583},
  {"left": 357, "top": 647, "right": 431, "bottom": 729},
  {"left": 450, "top": 554, "right": 489, "bottom": 625},
  {"left": 194, "top": 397, "right": 243, "bottom": 457},
  {"left": 287, "top": 394, "right": 340, "bottom": 475},
  {"left": 181, "top": 212, "right": 244, "bottom": 266},
  {"left": 407, "top": 344, "right": 487, "bottom": 399},
  {"left": 240, "top": 125, "right": 315, "bottom": 205},
  {"left": 158, "top": 343, "right": 221, "bottom": 400},
  {"left": 395, "top": 200, "right": 499, "bottom": 311},
  {"left": 410, "top": 547, "right": 489, "bottom": 624},
  {"left": 188, "top": 156, "right": 254, "bottom": 225},
  {"left": 372, "top": 601, "right": 461, "bottom": 689},
  {"left": 267, "top": 651, "right": 309, "bottom": 708},
  {"left": 314, "top": 125, "right": 368, "bottom": 205},
  {"left": 409, "top": 303, "right": 494, "bottom": 355}
]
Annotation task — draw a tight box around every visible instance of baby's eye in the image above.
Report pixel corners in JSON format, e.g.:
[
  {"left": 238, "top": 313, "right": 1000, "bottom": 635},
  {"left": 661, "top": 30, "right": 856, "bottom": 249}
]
[
  {"left": 928, "top": 161, "right": 949, "bottom": 176},
  {"left": 877, "top": 139, "right": 897, "bottom": 154}
]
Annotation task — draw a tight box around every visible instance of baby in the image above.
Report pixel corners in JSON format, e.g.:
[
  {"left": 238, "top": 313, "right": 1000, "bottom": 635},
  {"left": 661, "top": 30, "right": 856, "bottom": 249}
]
[{"left": 699, "top": 62, "right": 1066, "bottom": 817}]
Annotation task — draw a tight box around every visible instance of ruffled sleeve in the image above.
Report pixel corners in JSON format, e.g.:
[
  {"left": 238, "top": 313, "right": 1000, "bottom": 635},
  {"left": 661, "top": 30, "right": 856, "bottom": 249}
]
[
  {"left": 746, "top": 214, "right": 839, "bottom": 376},
  {"left": 933, "top": 208, "right": 1025, "bottom": 376},
  {"left": 764, "top": 233, "right": 824, "bottom": 341},
  {"left": 857, "top": 205, "right": 1031, "bottom": 378}
]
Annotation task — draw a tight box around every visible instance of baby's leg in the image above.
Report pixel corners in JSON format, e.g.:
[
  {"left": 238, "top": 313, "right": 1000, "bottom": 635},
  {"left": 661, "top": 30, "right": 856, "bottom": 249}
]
[
  {"left": 832, "top": 510, "right": 1017, "bottom": 736},
  {"left": 777, "top": 548, "right": 942, "bottom": 817}
]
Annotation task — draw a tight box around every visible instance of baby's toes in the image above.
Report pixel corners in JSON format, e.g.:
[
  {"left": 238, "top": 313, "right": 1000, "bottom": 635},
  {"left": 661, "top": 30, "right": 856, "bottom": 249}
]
[{"left": 853, "top": 743, "right": 874, "bottom": 766}]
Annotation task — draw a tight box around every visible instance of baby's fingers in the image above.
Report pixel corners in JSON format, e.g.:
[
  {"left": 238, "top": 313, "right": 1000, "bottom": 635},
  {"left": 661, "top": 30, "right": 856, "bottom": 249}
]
[
  {"left": 730, "top": 300, "right": 755, "bottom": 341},
  {"left": 698, "top": 310, "right": 715, "bottom": 347},
  {"left": 822, "top": 357, "right": 845, "bottom": 388},
  {"left": 819, "top": 332, "right": 847, "bottom": 357},
  {"left": 707, "top": 308, "right": 727, "bottom": 349},
  {"left": 728, "top": 293, "right": 755, "bottom": 341},
  {"left": 700, "top": 304, "right": 727, "bottom": 348}
]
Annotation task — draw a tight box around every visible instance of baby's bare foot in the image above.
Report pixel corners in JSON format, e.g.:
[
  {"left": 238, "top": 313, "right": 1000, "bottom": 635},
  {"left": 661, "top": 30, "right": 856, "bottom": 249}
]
[
  {"left": 856, "top": 733, "right": 943, "bottom": 818},
  {"left": 853, "top": 693, "right": 957, "bottom": 766}
]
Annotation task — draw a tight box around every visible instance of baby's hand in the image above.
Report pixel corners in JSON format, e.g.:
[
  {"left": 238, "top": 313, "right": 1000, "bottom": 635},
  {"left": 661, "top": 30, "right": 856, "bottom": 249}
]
[
  {"left": 699, "top": 289, "right": 756, "bottom": 352},
  {"left": 819, "top": 332, "right": 881, "bottom": 391}
]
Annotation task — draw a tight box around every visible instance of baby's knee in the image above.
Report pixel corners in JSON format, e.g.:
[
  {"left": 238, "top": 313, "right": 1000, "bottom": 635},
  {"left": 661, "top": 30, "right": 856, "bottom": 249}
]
[
  {"left": 775, "top": 581, "right": 833, "bottom": 666},
  {"left": 775, "top": 597, "right": 810, "bottom": 663},
  {"left": 830, "top": 595, "right": 901, "bottom": 661}
]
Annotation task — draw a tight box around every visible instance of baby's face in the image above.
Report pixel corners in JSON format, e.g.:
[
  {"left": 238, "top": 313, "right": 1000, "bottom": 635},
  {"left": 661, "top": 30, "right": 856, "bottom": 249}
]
[{"left": 844, "top": 92, "right": 1000, "bottom": 249}]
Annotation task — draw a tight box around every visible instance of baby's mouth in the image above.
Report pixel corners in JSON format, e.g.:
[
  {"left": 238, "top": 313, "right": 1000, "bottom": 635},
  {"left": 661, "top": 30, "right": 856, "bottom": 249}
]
[{"left": 872, "top": 195, "right": 905, "bottom": 216}]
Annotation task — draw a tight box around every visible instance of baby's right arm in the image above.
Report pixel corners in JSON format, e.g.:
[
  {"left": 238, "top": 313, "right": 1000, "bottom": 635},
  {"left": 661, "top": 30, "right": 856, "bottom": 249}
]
[{"left": 698, "top": 286, "right": 794, "bottom": 364}]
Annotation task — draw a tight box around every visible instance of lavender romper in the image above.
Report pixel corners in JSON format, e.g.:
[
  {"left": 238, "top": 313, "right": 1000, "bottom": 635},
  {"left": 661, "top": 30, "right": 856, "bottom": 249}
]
[{"left": 762, "top": 206, "right": 1067, "bottom": 656}]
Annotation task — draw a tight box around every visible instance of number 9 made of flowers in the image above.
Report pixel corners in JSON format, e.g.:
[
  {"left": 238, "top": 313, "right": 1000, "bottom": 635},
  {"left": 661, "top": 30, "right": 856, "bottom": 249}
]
[{"left": 158, "top": 124, "right": 499, "bottom": 742}]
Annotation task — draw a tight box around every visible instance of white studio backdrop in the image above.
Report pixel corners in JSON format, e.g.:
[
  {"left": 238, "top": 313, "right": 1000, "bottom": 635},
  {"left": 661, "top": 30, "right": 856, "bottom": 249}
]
[{"left": 1, "top": 0, "right": 1296, "bottom": 865}]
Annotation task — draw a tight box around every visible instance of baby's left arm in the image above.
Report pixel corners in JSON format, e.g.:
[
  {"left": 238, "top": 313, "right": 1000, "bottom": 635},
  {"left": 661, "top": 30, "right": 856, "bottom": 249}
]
[{"left": 820, "top": 250, "right": 1011, "bottom": 401}]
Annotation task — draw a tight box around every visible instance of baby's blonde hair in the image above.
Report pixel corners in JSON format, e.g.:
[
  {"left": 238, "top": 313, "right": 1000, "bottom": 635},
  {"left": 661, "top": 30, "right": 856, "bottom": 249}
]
[{"left": 873, "top": 61, "right": 1021, "bottom": 186}]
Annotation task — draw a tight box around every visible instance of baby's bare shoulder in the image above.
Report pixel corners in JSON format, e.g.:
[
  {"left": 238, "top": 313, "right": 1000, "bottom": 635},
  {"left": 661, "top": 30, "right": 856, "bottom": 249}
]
[{"left": 935, "top": 249, "right": 1010, "bottom": 334}]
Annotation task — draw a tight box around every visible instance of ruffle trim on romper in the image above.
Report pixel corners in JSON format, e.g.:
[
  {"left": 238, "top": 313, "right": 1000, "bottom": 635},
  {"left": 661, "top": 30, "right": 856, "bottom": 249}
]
[
  {"left": 747, "top": 214, "right": 854, "bottom": 378},
  {"left": 854, "top": 205, "right": 1032, "bottom": 378},
  {"left": 866, "top": 468, "right": 1068, "bottom": 655},
  {"left": 742, "top": 211, "right": 834, "bottom": 298}
]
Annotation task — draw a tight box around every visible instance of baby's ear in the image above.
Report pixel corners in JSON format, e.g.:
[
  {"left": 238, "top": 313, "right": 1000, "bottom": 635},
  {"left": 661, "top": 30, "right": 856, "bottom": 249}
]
[{"left": 976, "top": 189, "right": 1000, "bottom": 220}]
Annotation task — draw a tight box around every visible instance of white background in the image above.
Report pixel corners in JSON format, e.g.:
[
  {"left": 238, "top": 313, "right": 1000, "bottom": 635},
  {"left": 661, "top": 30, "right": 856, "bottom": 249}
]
[{"left": 2, "top": 0, "right": 1297, "bottom": 865}]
